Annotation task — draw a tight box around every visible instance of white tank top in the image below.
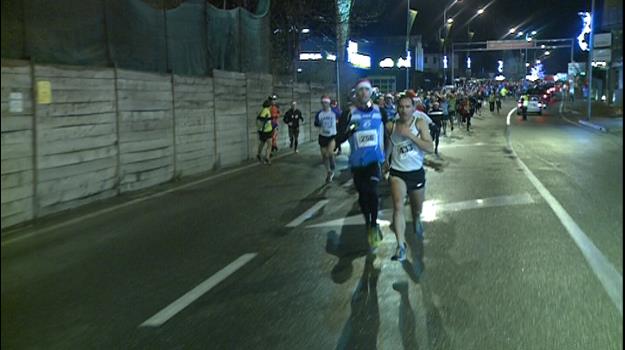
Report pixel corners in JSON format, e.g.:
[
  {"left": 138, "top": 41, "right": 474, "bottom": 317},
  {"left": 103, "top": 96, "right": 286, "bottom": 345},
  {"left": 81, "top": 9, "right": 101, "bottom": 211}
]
[{"left": 390, "top": 116, "right": 425, "bottom": 172}]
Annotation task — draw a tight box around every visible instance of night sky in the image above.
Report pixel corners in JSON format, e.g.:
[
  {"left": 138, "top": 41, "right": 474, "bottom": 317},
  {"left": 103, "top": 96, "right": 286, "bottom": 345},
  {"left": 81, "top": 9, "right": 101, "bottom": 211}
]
[{"left": 351, "top": 0, "right": 595, "bottom": 75}]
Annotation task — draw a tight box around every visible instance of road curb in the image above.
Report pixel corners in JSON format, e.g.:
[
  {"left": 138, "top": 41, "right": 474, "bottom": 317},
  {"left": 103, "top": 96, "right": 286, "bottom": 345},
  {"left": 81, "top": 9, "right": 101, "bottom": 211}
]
[{"left": 578, "top": 119, "right": 609, "bottom": 133}]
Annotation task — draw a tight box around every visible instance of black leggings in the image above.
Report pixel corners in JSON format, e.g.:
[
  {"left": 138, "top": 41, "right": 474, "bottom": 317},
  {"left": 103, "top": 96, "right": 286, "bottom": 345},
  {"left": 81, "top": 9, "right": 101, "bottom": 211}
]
[{"left": 352, "top": 163, "right": 381, "bottom": 228}]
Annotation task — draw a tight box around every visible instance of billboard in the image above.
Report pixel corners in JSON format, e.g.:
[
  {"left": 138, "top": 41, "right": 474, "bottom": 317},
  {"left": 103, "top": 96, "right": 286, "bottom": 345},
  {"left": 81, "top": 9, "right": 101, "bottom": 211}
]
[{"left": 486, "top": 40, "right": 534, "bottom": 50}]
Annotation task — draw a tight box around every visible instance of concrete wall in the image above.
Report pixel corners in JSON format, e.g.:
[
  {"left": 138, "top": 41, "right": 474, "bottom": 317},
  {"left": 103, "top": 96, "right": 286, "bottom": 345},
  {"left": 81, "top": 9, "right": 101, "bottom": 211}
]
[{"left": 0, "top": 61, "right": 334, "bottom": 229}]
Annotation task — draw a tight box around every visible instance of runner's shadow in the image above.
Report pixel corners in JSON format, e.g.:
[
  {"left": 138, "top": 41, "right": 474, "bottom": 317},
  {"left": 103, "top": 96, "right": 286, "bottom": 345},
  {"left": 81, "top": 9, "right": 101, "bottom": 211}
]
[
  {"left": 393, "top": 281, "right": 419, "bottom": 350},
  {"left": 335, "top": 253, "right": 380, "bottom": 350}
]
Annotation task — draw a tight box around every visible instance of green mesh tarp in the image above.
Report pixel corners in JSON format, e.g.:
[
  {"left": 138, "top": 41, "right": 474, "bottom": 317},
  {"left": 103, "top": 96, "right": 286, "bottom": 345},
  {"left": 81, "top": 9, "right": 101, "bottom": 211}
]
[
  {"left": 166, "top": 0, "right": 209, "bottom": 75},
  {"left": 1, "top": 0, "right": 270, "bottom": 75},
  {"left": 22, "top": 0, "right": 109, "bottom": 65},
  {"left": 106, "top": 0, "right": 167, "bottom": 72},
  {"left": 1, "top": 0, "right": 26, "bottom": 59}
]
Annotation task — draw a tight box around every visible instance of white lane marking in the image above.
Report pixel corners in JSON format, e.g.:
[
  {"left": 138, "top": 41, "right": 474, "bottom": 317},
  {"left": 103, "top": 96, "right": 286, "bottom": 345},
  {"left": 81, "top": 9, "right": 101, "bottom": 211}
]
[
  {"left": 2, "top": 151, "right": 297, "bottom": 246},
  {"left": 306, "top": 193, "right": 535, "bottom": 228},
  {"left": 140, "top": 253, "right": 257, "bottom": 327},
  {"left": 506, "top": 107, "right": 623, "bottom": 315},
  {"left": 285, "top": 199, "right": 330, "bottom": 227}
]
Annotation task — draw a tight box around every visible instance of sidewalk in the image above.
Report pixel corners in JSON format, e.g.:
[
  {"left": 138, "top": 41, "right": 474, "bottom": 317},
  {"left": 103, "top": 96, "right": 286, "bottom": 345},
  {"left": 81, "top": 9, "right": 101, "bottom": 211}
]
[{"left": 560, "top": 98, "right": 623, "bottom": 132}]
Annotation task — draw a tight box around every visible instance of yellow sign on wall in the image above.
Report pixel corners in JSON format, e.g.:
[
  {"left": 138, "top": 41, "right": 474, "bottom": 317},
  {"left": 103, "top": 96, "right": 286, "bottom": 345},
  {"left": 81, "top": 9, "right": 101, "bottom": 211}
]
[{"left": 36, "top": 80, "right": 52, "bottom": 104}]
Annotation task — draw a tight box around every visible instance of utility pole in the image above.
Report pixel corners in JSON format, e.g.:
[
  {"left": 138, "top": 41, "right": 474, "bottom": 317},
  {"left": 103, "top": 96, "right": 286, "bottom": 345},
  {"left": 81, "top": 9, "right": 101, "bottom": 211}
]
[
  {"left": 405, "top": 0, "right": 410, "bottom": 89},
  {"left": 587, "top": 0, "right": 595, "bottom": 120}
]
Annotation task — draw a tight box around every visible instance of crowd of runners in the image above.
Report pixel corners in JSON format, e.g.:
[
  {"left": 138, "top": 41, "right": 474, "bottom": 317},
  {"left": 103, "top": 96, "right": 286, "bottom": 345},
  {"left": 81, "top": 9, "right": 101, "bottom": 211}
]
[{"left": 256, "top": 78, "right": 516, "bottom": 261}]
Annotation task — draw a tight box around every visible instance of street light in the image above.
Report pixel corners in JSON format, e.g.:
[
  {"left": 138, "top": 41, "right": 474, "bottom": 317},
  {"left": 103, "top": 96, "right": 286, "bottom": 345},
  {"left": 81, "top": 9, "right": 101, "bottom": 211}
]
[
  {"left": 301, "top": 28, "right": 310, "bottom": 34},
  {"left": 531, "top": 30, "right": 537, "bottom": 35},
  {"left": 447, "top": 17, "right": 454, "bottom": 24},
  {"left": 536, "top": 59, "right": 541, "bottom": 64},
  {"left": 476, "top": 8, "right": 485, "bottom": 15},
  {"left": 544, "top": 51, "right": 551, "bottom": 55},
  {"left": 509, "top": 28, "right": 516, "bottom": 34}
]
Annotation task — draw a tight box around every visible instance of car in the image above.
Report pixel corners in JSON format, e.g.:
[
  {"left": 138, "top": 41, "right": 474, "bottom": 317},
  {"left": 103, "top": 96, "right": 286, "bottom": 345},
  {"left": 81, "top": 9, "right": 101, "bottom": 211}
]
[{"left": 517, "top": 96, "right": 544, "bottom": 115}]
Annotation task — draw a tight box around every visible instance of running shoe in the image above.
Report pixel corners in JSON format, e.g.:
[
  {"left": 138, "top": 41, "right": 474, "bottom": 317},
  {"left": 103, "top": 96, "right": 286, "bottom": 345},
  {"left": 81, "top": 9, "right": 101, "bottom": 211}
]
[
  {"left": 368, "top": 224, "right": 382, "bottom": 250},
  {"left": 328, "top": 171, "right": 335, "bottom": 183},
  {"left": 391, "top": 242, "right": 407, "bottom": 261}
]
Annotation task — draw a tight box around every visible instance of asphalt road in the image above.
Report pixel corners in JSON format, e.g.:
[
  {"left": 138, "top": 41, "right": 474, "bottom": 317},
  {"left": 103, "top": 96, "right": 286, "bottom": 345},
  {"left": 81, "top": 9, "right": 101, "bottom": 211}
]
[{"left": 2, "top": 100, "right": 622, "bottom": 350}]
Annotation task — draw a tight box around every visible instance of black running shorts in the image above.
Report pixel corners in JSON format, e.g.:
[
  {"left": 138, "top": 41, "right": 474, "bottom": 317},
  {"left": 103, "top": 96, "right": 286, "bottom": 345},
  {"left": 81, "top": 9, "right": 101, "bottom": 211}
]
[
  {"left": 318, "top": 135, "right": 336, "bottom": 147},
  {"left": 390, "top": 167, "right": 426, "bottom": 191}
]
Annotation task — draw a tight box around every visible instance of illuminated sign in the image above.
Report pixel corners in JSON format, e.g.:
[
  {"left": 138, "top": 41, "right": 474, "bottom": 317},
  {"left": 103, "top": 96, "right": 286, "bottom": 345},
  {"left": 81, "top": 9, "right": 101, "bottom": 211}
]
[
  {"left": 379, "top": 58, "right": 394, "bottom": 68},
  {"left": 577, "top": 12, "right": 591, "bottom": 51},
  {"left": 497, "top": 60, "right": 504, "bottom": 73},
  {"left": 495, "top": 75, "right": 506, "bottom": 81},
  {"left": 299, "top": 53, "right": 323, "bottom": 60},
  {"left": 347, "top": 41, "right": 371, "bottom": 69},
  {"left": 326, "top": 53, "right": 337, "bottom": 61},
  {"left": 443, "top": 55, "right": 448, "bottom": 69},
  {"left": 466, "top": 56, "right": 471, "bottom": 69},
  {"left": 397, "top": 51, "right": 412, "bottom": 68}
]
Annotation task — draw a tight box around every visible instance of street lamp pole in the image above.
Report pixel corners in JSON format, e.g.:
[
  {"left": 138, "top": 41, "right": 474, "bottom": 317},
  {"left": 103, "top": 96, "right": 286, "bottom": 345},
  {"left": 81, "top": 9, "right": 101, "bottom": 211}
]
[
  {"left": 406, "top": 0, "right": 410, "bottom": 89},
  {"left": 587, "top": 0, "right": 595, "bottom": 120}
]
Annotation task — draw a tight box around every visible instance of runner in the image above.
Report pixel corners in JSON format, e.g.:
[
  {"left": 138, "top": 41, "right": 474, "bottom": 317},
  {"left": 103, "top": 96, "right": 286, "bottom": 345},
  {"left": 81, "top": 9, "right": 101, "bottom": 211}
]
[
  {"left": 336, "top": 79, "right": 391, "bottom": 251},
  {"left": 283, "top": 101, "right": 304, "bottom": 153},
  {"left": 495, "top": 93, "right": 502, "bottom": 115},
  {"left": 256, "top": 99, "right": 274, "bottom": 165},
  {"left": 269, "top": 95, "right": 281, "bottom": 154},
  {"left": 384, "top": 94, "right": 434, "bottom": 260},
  {"left": 428, "top": 101, "right": 444, "bottom": 155},
  {"left": 314, "top": 96, "right": 340, "bottom": 183},
  {"left": 329, "top": 100, "right": 343, "bottom": 155}
]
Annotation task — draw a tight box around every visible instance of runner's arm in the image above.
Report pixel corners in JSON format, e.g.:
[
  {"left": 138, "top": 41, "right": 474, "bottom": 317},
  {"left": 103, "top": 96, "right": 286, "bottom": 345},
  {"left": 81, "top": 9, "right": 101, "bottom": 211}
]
[{"left": 406, "top": 119, "right": 434, "bottom": 153}]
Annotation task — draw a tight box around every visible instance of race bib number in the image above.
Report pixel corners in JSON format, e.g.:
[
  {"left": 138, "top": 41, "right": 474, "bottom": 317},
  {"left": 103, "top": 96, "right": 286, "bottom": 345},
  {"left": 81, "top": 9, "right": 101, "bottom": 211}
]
[
  {"left": 356, "top": 130, "right": 378, "bottom": 148},
  {"left": 322, "top": 118, "right": 334, "bottom": 130},
  {"left": 398, "top": 143, "right": 415, "bottom": 159}
]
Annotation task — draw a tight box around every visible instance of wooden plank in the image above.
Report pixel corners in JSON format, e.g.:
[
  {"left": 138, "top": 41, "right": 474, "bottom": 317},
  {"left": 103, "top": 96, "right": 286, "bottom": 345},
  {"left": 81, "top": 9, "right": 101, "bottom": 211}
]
[
  {"left": 1, "top": 211, "right": 34, "bottom": 229},
  {"left": 1, "top": 157, "right": 32, "bottom": 174},
  {"left": 119, "top": 110, "right": 172, "bottom": 122},
  {"left": 1, "top": 116, "right": 33, "bottom": 132},
  {"left": 38, "top": 113, "right": 116, "bottom": 128},
  {"left": 1, "top": 142, "right": 32, "bottom": 160},
  {"left": 176, "top": 149, "right": 210, "bottom": 162},
  {"left": 1, "top": 130, "right": 32, "bottom": 145},
  {"left": 0, "top": 73, "right": 32, "bottom": 89},
  {"left": 175, "top": 141, "right": 210, "bottom": 153},
  {"left": 118, "top": 128, "right": 173, "bottom": 142},
  {"left": 42, "top": 89, "right": 116, "bottom": 104},
  {"left": 1, "top": 184, "right": 32, "bottom": 204},
  {"left": 121, "top": 156, "right": 172, "bottom": 174},
  {"left": 1, "top": 170, "right": 34, "bottom": 189},
  {"left": 1, "top": 197, "right": 33, "bottom": 218},
  {"left": 38, "top": 123, "right": 115, "bottom": 143},
  {"left": 116, "top": 69, "right": 170, "bottom": 82},
  {"left": 34, "top": 77, "right": 114, "bottom": 91},
  {"left": 37, "top": 101, "right": 116, "bottom": 117},
  {"left": 116, "top": 79, "right": 172, "bottom": 92},
  {"left": 37, "top": 134, "right": 117, "bottom": 156},
  {"left": 37, "top": 167, "right": 117, "bottom": 195},
  {"left": 34, "top": 65, "right": 114, "bottom": 79},
  {"left": 119, "top": 118, "right": 172, "bottom": 133},
  {"left": 119, "top": 138, "right": 171, "bottom": 153},
  {"left": 38, "top": 185, "right": 117, "bottom": 214},
  {"left": 38, "top": 145, "right": 116, "bottom": 169},
  {"left": 38, "top": 156, "right": 116, "bottom": 182},
  {"left": 117, "top": 98, "right": 172, "bottom": 112},
  {"left": 120, "top": 147, "right": 173, "bottom": 164}
]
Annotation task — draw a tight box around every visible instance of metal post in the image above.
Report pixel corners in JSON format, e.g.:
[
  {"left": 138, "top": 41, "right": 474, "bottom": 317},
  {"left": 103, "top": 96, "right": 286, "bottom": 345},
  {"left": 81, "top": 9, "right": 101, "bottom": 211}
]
[
  {"left": 443, "top": 6, "right": 447, "bottom": 85},
  {"left": 405, "top": 0, "right": 410, "bottom": 89},
  {"left": 451, "top": 43, "right": 455, "bottom": 83},
  {"left": 587, "top": 0, "right": 595, "bottom": 120}
]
